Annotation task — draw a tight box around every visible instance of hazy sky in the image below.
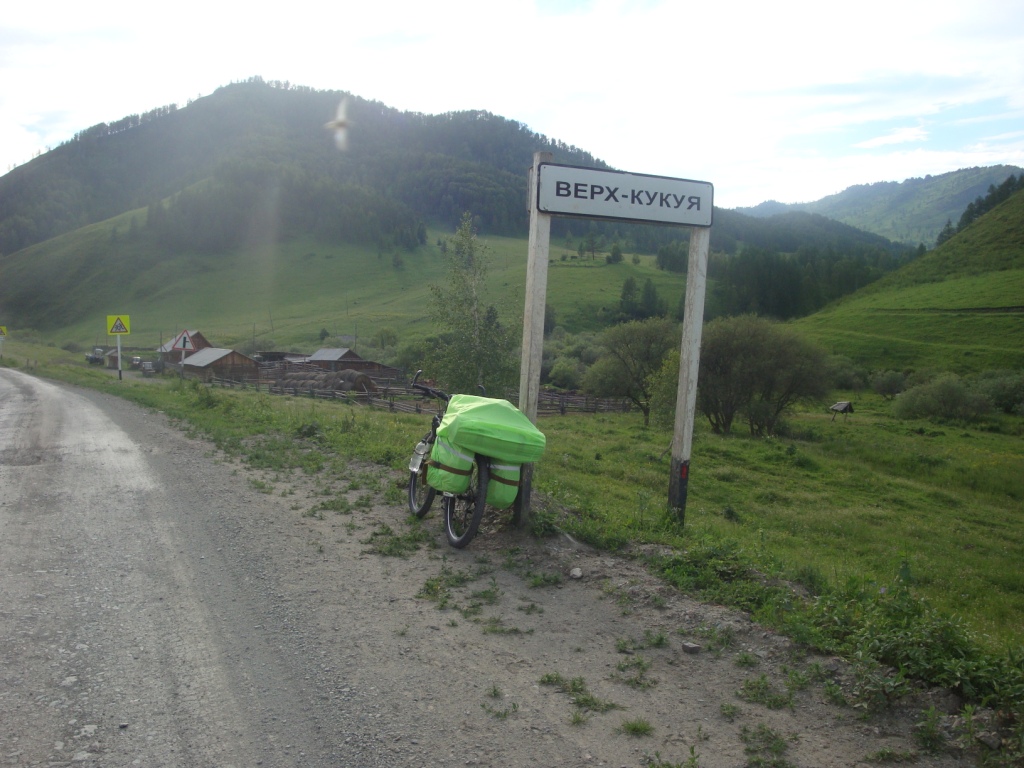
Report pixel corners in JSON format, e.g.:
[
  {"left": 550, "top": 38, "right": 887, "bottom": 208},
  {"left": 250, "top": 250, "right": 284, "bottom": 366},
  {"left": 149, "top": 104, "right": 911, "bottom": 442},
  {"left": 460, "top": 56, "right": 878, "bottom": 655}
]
[{"left": 2, "top": 0, "right": 1022, "bottom": 208}]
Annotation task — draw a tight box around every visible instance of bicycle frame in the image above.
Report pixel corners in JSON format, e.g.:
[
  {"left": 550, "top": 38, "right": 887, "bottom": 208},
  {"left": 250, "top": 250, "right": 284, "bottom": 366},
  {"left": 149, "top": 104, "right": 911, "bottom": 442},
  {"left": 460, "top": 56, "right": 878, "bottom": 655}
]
[{"left": 406, "top": 370, "right": 489, "bottom": 548}]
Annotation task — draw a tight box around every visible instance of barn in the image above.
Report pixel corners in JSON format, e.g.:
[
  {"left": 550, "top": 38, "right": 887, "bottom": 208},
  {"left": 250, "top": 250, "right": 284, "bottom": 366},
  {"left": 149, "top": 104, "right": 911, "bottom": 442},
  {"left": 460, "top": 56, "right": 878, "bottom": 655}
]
[
  {"left": 181, "top": 348, "right": 259, "bottom": 382},
  {"left": 308, "top": 348, "right": 366, "bottom": 372}
]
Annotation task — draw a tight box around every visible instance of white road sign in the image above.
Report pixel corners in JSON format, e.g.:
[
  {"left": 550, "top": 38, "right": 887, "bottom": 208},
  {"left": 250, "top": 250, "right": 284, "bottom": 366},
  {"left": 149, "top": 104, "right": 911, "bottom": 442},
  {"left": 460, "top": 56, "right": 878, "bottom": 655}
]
[
  {"left": 172, "top": 331, "right": 195, "bottom": 351},
  {"left": 537, "top": 163, "right": 713, "bottom": 227}
]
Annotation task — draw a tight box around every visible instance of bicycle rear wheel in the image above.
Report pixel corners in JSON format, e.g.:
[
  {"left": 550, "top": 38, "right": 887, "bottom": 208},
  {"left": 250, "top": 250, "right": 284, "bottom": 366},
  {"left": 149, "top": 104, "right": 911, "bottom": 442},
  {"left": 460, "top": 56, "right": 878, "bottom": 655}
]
[
  {"left": 443, "top": 456, "right": 488, "bottom": 548},
  {"left": 408, "top": 464, "right": 436, "bottom": 518}
]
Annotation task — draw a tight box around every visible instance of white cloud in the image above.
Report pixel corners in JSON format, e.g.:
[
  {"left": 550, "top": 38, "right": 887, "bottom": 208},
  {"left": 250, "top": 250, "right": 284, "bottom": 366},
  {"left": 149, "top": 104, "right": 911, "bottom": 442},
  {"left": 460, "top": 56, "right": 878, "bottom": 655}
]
[
  {"left": 855, "top": 127, "right": 930, "bottom": 150},
  {"left": 1, "top": 0, "right": 1022, "bottom": 207}
]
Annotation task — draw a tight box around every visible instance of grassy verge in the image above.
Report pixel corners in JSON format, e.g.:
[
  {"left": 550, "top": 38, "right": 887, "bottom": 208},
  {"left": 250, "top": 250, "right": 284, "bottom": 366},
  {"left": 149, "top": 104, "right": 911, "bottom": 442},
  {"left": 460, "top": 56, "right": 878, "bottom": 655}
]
[{"left": 9, "top": 348, "right": 1024, "bottom": 726}]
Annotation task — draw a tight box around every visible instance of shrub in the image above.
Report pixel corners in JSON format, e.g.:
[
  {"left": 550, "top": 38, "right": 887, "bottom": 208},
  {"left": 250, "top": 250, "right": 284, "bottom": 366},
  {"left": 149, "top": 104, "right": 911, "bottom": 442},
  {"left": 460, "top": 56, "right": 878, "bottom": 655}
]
[
  {"left": 871, "top": 370, "right": 906, "bottom": 400},
  {"left": 973, "top": 370, "right": 1024, "bottom": 415},
  {"left": 892, "top": 374, "right": 992, "bottom": 422},
  {"left": 548, "top": 356, "right": 584, "bottom": 390},
  {"left": 827, "top": 355, "right": 867, "bottom": 390}
]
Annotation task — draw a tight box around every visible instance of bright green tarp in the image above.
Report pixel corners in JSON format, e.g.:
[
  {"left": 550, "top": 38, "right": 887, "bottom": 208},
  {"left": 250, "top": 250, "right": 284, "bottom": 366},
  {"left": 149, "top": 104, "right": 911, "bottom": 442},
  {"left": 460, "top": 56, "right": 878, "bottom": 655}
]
[{"left": 437, "top": 395, "right": 546, "bottom": 464}]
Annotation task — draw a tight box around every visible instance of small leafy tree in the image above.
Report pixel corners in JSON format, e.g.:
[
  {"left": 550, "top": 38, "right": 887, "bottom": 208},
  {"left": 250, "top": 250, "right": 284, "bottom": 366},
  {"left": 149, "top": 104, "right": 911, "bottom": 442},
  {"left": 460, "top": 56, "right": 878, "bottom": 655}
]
[
  {"left": 697, "top": 315, "right": 828, "bottom": 436},
  {"left": 872, "top": 370, "right": 906, "bottom": 400},
  {"left": 428, "top": 212, "right": 516, "bottom": 395},
  {"left": 583, "top": 317, "right": 678, "bottom": 426}
]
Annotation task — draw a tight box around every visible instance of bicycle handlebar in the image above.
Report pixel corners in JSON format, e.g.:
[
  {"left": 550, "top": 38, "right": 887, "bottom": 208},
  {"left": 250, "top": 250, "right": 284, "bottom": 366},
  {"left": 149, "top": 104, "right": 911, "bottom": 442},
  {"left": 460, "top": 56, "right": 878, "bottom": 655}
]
[{"left": 411, "top": 370, "right": 450, "bottom": 403}]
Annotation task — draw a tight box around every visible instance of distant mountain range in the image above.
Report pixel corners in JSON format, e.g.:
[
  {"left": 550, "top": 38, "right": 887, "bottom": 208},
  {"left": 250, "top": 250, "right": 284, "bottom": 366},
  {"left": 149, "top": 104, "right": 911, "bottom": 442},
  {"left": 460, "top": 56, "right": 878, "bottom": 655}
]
[
  {"left": 3, "top": 77, "right": 1017, "bottom": 262},
  {"left": 737, "top": 165, "right": 1023, "bottom": 246},
  {"left": 1, "top": 77, "right": 1021, "bottom": 357}
]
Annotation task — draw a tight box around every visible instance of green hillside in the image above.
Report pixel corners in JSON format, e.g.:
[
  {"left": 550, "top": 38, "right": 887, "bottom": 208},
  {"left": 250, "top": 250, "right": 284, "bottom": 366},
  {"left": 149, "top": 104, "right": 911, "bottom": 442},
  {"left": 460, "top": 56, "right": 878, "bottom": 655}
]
[
  {"left": 794, "top": 189, "right": 1024, "bottom": 373},
  {"left": 741, "top": 165, "right": 1023, "bottom": 246},
  {"left": 0, "top": 204, "right": 686, "bottom": 353}
]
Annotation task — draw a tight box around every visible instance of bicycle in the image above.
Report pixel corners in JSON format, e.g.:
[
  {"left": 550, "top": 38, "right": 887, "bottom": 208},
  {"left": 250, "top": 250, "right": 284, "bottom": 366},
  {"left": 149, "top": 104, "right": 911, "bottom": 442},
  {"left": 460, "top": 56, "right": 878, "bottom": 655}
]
[{"left": 407, "top": 371, "right": 489, "bottom": 548}]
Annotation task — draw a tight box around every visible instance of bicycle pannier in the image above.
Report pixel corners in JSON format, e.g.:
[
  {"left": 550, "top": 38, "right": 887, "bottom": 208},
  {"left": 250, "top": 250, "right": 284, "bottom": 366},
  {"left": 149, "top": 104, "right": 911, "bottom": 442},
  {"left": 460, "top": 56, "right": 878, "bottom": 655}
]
[
  {"left": 426, "top": 436, "right": 474, "bottom": 494},
  {"left": 486, "top": 461, "right": 521, "bottom": 509}
]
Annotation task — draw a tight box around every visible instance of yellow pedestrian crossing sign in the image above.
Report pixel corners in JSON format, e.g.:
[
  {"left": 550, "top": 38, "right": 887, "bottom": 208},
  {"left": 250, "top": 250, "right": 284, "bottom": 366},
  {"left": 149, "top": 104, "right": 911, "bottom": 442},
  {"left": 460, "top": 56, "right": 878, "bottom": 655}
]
[
  {"left": 0, "top": 326, "right": 7, "bottom": 337},
  {"left": 107, "top": 315, "right": 130, "bottom": 335}
]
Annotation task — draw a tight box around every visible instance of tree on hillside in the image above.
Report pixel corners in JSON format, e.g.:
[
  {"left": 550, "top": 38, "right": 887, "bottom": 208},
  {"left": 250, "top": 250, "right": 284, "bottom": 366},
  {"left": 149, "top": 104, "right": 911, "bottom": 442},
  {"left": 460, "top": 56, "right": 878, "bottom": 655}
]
[
  {"left": 956, "top": 174, "right": 1024, "bottom": 233},
  {"left": 696, "top": 315, "right": 828, "bottom": 436},
  {"left": 935, "top": 218, "right": 956, "bottom": 248},
  {"left": 583, "top": 316, "right": 678, "bottom": 427},
  {"left": 428, "top": 212, "right": 516, "bottom": 395},
  {"left": 619, "top": 277, "right": 639, "bottom": 318}
]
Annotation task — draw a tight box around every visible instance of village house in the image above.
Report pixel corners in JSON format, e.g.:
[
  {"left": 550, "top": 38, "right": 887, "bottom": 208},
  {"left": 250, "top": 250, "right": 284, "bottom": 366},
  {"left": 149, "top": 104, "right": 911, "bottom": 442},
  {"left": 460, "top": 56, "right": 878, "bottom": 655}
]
[{"left": 181, "top": 348, "right": 259, "bottom": 382}]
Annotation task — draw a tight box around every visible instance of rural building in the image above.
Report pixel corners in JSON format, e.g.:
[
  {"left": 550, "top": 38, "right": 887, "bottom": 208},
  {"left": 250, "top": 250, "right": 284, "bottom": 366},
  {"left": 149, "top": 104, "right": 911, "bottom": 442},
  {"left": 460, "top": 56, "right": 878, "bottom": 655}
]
[
  {"left": 103, "top": 349, "right": 121, "bottom": 369},
  {"left": 306, "top": 348, "right": 402, "bottom": 379},
  {"left": 308, "top": 348, "right": 365, "bottom": 372},
  {"left": 181, "top": 348, "right": 258, "bottom": 382},
  {"left": 158, "top": 330, "right": 213, "bottom": 364}
]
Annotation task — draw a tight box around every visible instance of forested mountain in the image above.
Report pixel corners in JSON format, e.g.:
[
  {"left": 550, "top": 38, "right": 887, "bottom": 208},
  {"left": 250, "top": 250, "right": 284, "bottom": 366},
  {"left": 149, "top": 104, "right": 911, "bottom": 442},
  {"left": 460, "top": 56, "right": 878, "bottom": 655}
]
[
  {"left": 738, "top": 165, "right": 1024, "bottom": 246},
  {"left": 2, "top": 77, "right": 916, "bottom": 264},
  {"left": 0, "top": 78, "right": 609, "bottom": 257},
  {"left": 0, "top": 77, "right": 945, "bottom": 334}
]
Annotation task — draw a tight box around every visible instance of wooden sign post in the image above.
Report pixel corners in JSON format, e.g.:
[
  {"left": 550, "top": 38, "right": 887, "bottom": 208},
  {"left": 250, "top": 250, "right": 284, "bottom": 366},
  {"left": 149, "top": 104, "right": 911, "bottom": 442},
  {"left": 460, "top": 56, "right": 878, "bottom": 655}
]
[
  {"left": 514, "top": 151, "right": 552, "bottom": 526},
  {"left": 516, "top": 152, "right": 713, "bottom": 525},
  {"left": 668, "top": 228, "right": 710, "bottom": 522}
]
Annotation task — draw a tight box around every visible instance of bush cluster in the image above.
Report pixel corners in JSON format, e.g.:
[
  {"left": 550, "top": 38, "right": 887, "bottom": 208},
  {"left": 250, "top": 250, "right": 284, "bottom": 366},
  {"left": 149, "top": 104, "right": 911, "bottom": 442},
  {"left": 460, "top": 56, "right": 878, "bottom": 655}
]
[{"left": 892, "top": 370, "right": 1024, "bottom": 422}]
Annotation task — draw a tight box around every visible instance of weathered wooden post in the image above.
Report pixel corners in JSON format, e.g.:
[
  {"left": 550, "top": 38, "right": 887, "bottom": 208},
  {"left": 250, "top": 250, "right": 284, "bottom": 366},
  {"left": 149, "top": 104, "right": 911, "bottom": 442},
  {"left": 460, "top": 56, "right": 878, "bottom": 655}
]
[
  {"left": 514, "top": 151, "right": 553, "bottom": 528},
  {"left": 669, "top": 227, "right": 710, "bottom": 523}
]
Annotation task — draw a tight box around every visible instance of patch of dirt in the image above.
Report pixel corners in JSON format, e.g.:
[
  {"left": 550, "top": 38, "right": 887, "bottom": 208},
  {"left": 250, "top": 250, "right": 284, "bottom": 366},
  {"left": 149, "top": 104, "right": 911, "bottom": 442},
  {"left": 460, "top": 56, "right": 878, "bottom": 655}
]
[{"left": 257, "top": 457, "right": 978, "bottom": 768}]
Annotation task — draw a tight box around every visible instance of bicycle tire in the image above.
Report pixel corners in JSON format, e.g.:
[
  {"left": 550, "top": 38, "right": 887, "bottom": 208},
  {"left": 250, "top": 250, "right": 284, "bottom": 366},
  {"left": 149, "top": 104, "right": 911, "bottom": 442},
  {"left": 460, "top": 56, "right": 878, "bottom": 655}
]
[
  {"left": 443, "top": 455, "right": 488, "bottom": 549},
  {"left": 408, "top": 464, "right": 436, "bottom": 518}
]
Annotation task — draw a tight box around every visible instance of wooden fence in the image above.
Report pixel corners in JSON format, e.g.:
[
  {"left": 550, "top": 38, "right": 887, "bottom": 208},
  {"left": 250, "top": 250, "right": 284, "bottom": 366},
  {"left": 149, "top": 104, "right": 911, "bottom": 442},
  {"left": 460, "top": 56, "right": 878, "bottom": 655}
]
[{"left": 207, "top": 375, "right": 632, "bottom": 417}]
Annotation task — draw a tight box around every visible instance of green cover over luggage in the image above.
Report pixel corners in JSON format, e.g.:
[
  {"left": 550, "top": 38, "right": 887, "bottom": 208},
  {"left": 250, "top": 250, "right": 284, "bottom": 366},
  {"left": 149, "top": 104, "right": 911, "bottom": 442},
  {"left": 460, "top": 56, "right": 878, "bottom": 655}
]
[{"left": 436, "top": 395, "right": 546, "bottom": 464}]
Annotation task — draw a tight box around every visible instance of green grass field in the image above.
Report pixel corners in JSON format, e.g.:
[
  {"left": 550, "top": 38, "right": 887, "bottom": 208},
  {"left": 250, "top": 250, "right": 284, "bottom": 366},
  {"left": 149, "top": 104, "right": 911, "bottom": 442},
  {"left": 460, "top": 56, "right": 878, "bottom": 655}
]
[
  {"left": 4, "top": 213, "right": 684, "bottom": 352},
  {"left": 7, "top": 344, "right": 1021, "bottom": 652},
  {"left": 796, "top": 270, "right": 1024, "bottom": 372},
  {"left": 537, "top": 402, "right": 1024, "bottom": 649}
]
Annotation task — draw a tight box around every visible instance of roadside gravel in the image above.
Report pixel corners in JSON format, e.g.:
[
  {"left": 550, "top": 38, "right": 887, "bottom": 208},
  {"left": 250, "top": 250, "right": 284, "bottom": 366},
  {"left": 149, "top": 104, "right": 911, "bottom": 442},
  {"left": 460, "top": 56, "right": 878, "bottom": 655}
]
[{"left": 0, "top": 369, "right": 968, "bottom": 767}]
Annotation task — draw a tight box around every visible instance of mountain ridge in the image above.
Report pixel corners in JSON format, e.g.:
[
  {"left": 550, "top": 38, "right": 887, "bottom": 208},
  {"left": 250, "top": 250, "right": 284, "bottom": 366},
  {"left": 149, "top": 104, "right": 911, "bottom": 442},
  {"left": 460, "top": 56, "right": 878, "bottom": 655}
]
[{"left": 738, "top": 165, "right": 1023, "bottom": 245}]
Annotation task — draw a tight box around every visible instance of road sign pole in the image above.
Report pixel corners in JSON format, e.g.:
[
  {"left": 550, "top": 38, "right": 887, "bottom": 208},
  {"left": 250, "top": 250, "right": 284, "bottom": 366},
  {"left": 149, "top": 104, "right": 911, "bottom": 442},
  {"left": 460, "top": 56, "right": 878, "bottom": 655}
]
[
  {"left": 117, "top": 334, "right": 123, "bottom": 380},
  {"left": 514, "top": 151, "right": 553, "bottom": 528},
  {"left": 669, "top": 226, "right": 711, "bottom": 522}
]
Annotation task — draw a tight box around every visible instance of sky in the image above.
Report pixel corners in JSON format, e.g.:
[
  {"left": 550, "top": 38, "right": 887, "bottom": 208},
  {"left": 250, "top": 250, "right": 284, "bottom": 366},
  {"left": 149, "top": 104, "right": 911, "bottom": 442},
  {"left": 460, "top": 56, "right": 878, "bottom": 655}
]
[{"left": 2, "top": 0, "right": 1023, "bottom": 209}]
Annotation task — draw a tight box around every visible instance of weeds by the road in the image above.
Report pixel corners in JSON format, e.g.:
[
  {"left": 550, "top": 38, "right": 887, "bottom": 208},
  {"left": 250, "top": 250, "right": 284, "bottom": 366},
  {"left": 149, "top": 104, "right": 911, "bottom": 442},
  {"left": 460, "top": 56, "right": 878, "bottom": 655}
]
[{"left": 20, "top": 360, "right": 1024, "bottom": 755}]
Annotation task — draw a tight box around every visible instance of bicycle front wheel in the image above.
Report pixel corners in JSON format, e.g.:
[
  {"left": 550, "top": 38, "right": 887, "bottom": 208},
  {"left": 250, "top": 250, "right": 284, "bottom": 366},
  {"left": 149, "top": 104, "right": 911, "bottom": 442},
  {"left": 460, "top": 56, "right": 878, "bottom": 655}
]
[
  {"left": 408, "top": 464, "right": 436, "bottom": 518},
  {"left": 443, "top": 456, "right": 488, "bottom": 549}
]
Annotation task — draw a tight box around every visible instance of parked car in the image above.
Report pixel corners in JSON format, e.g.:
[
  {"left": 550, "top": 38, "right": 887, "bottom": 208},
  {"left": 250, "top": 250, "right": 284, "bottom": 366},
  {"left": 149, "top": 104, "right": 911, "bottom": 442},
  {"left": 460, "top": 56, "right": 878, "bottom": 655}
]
[
  {"left": 85, "top": 348, "right": 104, "bottom": 365},
  {"left": 131, "top": 356, "right": 142, "bottom": 369}
]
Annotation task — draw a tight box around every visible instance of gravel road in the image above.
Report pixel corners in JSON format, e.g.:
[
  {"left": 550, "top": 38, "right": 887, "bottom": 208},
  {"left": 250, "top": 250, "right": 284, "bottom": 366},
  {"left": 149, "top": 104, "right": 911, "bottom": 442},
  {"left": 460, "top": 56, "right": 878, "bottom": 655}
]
[{"left": 0, "top": 368, "right": 968, "bottom": 767}]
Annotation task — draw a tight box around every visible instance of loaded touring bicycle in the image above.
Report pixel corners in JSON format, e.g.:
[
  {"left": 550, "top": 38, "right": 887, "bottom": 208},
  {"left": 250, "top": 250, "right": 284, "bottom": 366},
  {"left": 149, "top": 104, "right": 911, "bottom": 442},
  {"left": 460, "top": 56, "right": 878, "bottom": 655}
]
[{"left": 407, "top": 372, "right": 546, "bottom": 548}]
